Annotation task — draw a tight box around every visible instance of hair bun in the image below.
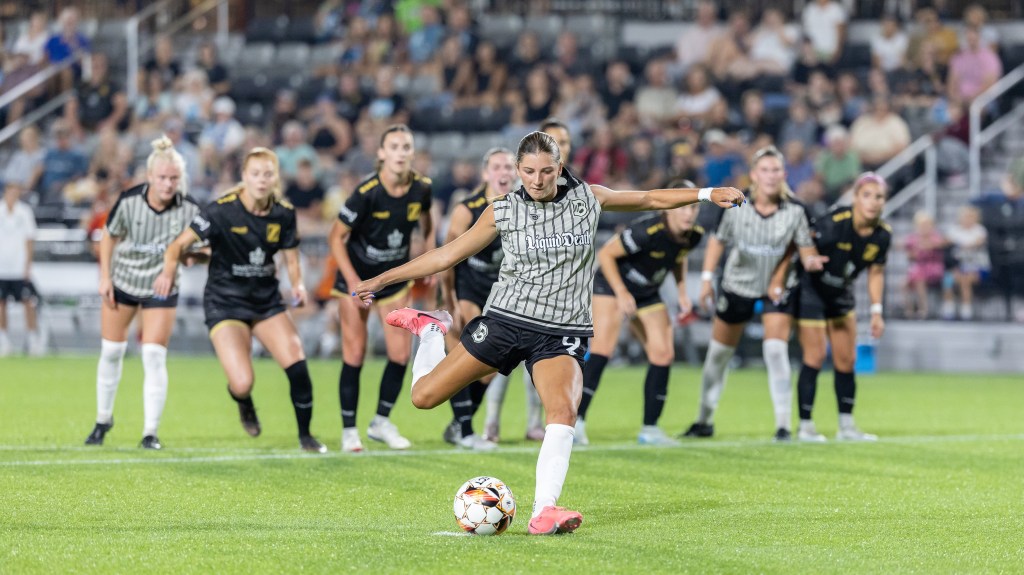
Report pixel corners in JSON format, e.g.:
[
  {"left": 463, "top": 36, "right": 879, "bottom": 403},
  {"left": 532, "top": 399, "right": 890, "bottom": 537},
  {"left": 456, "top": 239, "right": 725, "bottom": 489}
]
[{"left": 151, "top": 134, "right": 174, "bottom": 153}]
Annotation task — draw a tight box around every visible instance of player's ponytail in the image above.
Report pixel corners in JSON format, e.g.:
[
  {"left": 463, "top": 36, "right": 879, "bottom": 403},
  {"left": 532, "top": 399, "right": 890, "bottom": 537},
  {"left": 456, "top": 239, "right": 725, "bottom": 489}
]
[{"left": 146, "top": 134, "right": 189, "bottom": 196}]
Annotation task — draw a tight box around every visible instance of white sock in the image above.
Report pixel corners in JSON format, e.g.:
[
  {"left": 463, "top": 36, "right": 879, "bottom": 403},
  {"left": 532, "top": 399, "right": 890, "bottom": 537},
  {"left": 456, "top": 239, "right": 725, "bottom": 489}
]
[
  {"left": 698, "top": 340, "right": 735, "bottom": 424},
  {"left": 839, "top": 413, "right": 855, "bottom": 429},
  {"left": 411, "top": 326, "right": 445, "bottom": 390},
  {"left": 484, "top": 373, "right": 510, "bottom": 427},
  {"left": 524, "top": 368, "right": 544, "bottom": 429},
  {"left": 141, "top": 343, "right": 168, "bottom": 437},
  {"left": 763, "top": 338, "right": 793, "bottom": 431},
  {"left": 532, "top": 423, "right": 575, "bottom": 517},
  {"left": 96, "top": 339, "right": 128, "bottom": 424}
]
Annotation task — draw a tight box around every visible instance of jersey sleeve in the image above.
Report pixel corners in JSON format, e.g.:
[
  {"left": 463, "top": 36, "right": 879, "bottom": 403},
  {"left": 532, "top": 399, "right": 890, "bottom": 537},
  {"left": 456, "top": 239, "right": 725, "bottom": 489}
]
[
  {"left": 619, "top": 220, "right": 653, "bottom": 255},
  {"left": 792, "top": 209, "right": 814, "bottom": 248},
  {"left": 875, "top": 231, "right": 891, "bottom": 266},
  {"left": 420, "top": 179, "right": 433, "bottom": 212},
  {"left": 105, "top": 192, "right": 129, "bottom": 237},
  {"left": 713, "top": 208, "right": 735, "bottom": 245},
  {"left": 189, "top": 202, "right": 219, "bottom": 243},
  {"left": 338, "top": 188, "right": 368, "bottom": 229},
  {"left": 281, "top": 208, "right": 300, "bottom": 249}
]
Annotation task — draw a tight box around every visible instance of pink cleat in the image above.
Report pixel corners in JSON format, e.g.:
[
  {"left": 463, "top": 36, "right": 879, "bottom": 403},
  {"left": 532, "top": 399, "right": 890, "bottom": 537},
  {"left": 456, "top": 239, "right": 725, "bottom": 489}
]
[
  {"left": 528, "top": 506, "right": 583, "bottom": 535},
  {"left": 385, "top": 308, "right": 453, "bottom": 337}
]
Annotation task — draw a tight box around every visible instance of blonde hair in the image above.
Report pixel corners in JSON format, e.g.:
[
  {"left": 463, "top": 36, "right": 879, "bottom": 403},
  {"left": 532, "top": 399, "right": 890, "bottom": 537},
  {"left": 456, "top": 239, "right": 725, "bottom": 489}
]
[
  {"left": 146, "top": 134, "right": 189, "bottom": 196},
  {"left": 226, "top": 147, "right": 283, "bottom": 199},
  {"left": 748, "top": 145, "right": 793, "bottom": 203}
]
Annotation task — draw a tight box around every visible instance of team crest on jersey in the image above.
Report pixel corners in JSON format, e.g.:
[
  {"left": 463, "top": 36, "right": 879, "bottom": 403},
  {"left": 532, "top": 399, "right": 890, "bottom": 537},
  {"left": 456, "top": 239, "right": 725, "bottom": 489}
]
[
  {"left": 387, "top": 229, "right": 403, "bottom": 248},
  {"left": 407, "top": 203, "right": 421, "bottom": 221},
  {"left": 249, "top": 247, "right": 266, "bottom": 266},
  {"left": 267, "top": 223, "right": 281, "bottom": 243},
  {"left": 192, "top": 215, "right": 210, "bottom": 231},
  {"left": 570, "top": 199, "right": 589, "bottom": 218},
  {"left": 863, "top": 244, "right": 879, "bottom": 261},
  {"left": 717, "top": 295, "right": 729, "bottom": 314},
  {"left": 471, "top": 322, "right": 488, "bottom": 343}
]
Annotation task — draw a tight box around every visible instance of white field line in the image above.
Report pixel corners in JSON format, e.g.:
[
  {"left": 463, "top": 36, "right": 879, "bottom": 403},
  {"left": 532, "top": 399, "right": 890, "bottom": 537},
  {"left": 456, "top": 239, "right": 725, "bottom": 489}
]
[{"left": 1, "top": 433, "right": 1023, "bottom": 467}]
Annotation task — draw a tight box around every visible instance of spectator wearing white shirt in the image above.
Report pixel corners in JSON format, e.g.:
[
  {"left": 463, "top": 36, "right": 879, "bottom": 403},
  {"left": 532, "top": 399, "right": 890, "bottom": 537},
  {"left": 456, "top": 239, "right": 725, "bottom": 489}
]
[
  {"left": 870, "top": 13, "right": 909, "bottom": 72},
  {"left": 749, "top": 8, "right": 798, "bottom": 75},
  {"left": 802, "top": 0, "right": 847, "bottom": 64},
  {"left": 674, "top": 65, "right": 722, "bottom": 125},
  {"left": 674, "top": 0, "right": 722, "bottom": 77},
  {"left": 0, "top": 181, "right": 43, "bottom": 357},
  {"left": 941, "top": 205, "right": 989, "bottom": 320},
  {"left": 12, "top": 11, "right": 50, "bottom": 66},
  {"left": 2, "top": 126, "right": 45, "bottom": 195}
]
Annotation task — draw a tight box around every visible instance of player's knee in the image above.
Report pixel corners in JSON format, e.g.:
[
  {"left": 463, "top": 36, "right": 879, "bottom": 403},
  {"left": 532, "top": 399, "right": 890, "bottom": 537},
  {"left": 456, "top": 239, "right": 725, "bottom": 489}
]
[
  {"left": 227, "top": 375, "right": 254, "bottom": 397},
  {"left": 388, "top": 351, "right": 410, "bottom": 365},
  {"left": 646, "top": 344, "right": 674, "bottom": 366},
  {"left": 410, "top": 381, "right": 442, "bottom": 410}
]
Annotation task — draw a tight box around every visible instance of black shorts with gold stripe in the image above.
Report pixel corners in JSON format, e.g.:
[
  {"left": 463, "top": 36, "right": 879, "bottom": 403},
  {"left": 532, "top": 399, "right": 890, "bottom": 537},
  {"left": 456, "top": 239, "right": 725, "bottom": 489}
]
[
  {"left": 204, "top": 292, "right": 286, "bottom": 332},
  {"left": 795, "top": 273, "right": 855, "bottom": 325},
  {"left": 592, "top": 273, "right": 663, "bottom": 312}
]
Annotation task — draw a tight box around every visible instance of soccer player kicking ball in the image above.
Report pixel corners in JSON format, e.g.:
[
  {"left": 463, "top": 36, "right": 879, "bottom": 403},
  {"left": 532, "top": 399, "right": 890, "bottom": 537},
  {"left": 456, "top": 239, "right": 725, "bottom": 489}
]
[{"left": 352, "top": 131, "right": 744, "bottom": 534}]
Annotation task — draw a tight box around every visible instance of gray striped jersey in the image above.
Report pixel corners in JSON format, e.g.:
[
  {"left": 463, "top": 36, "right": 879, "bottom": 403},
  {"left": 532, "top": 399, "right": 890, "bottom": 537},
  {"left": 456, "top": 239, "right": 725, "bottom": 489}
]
[
  {"left": 715, "top": 199, "right": 812, "bottom": 298},
  {"left": 484, "top": 169, "right": 602, "bottom": 337},
  {"left": 105, "top": 184, "right": 200, "bottom": 297}
]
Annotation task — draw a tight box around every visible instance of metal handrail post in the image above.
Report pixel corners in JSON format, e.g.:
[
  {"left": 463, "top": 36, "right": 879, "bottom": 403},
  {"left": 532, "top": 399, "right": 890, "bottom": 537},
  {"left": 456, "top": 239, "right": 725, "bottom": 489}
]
[{"left": 968, "top": 64, "right": 1024, "bottom": 196}]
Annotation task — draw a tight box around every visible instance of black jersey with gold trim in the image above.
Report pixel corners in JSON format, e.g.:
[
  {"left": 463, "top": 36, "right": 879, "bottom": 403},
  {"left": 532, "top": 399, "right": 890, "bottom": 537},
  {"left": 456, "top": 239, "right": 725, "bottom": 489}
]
[
  {"left": 596, "top": 213, "right": 704, "bottom": 295},
  {"left": 189, "top": 193, "right": 299, "bottom": 307},
  {"left": 454, "top": 188, "right": 503, "bottom": 280},
  {"left": 337, "top": 172, "right": 432, "bottom": 271},
  {"left": 805, "top": 206, "right": 891, "bottom": 299}
]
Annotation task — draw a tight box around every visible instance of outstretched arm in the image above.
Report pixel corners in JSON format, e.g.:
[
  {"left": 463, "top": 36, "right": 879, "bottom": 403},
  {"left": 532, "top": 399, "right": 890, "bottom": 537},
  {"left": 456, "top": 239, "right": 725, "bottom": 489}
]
[
  {"left": 591, "top": 184, "right": 745, "bottom": 212},
  {"left": 352, "top": 206, "right": 499, "bottom": 305}
]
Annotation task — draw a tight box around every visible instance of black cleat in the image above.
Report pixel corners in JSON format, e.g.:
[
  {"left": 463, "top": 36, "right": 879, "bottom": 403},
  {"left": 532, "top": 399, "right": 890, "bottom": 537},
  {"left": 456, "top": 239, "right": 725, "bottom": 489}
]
[
  {"left": 84, "top": 420, "right": 114, "bottom": 445},
  {"left": 442, "top": 420, "right": 461, "bottom": 445},
  {"left": 238, "top": 402, "right": 261, "bottom": 437},
  {"left": 299, "top": 434, "right": 327, "bottom": 453},
  {"left": 773, "top": 428, "right": 792, "bottom": 442},
  {"left": 139, "top": 435, "right": 163, "bottom": 450},
  {"left": 679, "top": 422, "right": 714, "bottom": 438}
]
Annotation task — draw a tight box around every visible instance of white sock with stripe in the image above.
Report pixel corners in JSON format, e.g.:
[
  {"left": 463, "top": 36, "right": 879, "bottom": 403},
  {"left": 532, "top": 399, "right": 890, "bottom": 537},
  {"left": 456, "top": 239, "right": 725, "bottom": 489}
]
[
  {"left": 532, "top": 423, "right": 575, "bottom": 517},
  {"left": 141, "top": 343, "right": 168, "bottom": 437},
  {"left": 96, "top": 339, "right": 127, "bottom": 424}
]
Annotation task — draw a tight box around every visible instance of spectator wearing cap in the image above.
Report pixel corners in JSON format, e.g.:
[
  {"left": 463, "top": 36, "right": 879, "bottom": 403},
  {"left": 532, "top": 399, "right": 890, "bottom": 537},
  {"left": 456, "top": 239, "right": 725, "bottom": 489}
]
[
  {"left": 39, "top": 121, "right": 89, "bottom": 205},
  {"left": 198, "top": 97, "right": 245, "bottom": 160},
  {"left": 814, "top": 124, "right": 861, "bottom": 199}
]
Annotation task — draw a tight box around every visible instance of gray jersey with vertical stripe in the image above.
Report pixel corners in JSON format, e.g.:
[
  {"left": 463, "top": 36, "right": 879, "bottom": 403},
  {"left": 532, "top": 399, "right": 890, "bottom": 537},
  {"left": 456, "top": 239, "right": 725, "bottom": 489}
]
[
  {"left": 484, "top": 170, "right": 602, "bottom": 337},
  {"left": 715, "top": 199, "right": 812, "bottom": 298},
  {"left": 105, "top": 184, "right": 200, "bottom": 298}
]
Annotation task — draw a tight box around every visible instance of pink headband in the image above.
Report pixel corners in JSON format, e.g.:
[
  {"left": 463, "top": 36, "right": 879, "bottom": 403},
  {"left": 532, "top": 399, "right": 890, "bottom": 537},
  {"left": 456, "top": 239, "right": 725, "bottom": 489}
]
[{"left": 854, "top": 172, "right": 887, "bottom": 191}]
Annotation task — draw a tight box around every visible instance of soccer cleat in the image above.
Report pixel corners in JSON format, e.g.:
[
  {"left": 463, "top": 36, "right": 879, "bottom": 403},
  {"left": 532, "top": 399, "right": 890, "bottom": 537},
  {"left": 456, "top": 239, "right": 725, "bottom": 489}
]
[
  {"left": 442, "top": 420, "right": 461, "bottom": 445},
  {"left": 482, "top": 421, "right": 500, "bottom": 443},
  {"left": 797, "top": 421, "right": 827, "bottom": 443},
  {"left": 573, "top": 418, "right": 589, "bottom": 446},
  {"left": 525, "top": 426, "right": 546, "bottom": 441},
  {"left": 836, "top": 426, "right": 878, "bottom": 442},
  {"left": 679, "top": 422, "right": 714, "bottom": 438},
  {"left": 84, "top": 420, "right": 114, "bottom": 445},
  {"left": 237, "top": 401, "right": 261, "bottom": 437},
  {"left": 528, "top": 506, "right": 583, "bottom": 535},
  {"left": 638, "top": 426, "right": 681, "bottom": 446},
  {"left": 341, "top": 427, "right": 364, "bottom": 453},
  {"left": 458, "top": 433, "right": 498, "bottom": 451},
  {"left": 367, "top": 416, "right": 411, "bottom": 450},
  {"left": 139, "top": 435, "right": 162, "bottom": 450},
  {"left": 299, "top": 434, "right": 328, "bottom": 453},
  {"left": 384, "top": 308, "right": 452, "bottom": 337},
  {"left": 773, "top": 428, "right": 792, "bottom": 442}
]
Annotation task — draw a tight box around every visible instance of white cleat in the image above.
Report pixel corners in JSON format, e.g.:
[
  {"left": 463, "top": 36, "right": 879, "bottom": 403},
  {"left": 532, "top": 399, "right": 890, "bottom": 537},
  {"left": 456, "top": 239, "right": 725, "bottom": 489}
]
[
  {"left": 367, "top": 416, "right": 411, "bottom": 450},
  {"left": 457, "top": 434, "right": 497, "bottom": 451},
  {"left": 341, "top": 427, "right": 364, "bottom": 453},
  {"left": 573, "top": 418, "right": 589, "bottom": 446},
  {"left": 637, "top": 426, "right": 681, "bottom": 446},
  {"left": 797, "top": 421, "right": 827, "bottom": 443},
  {"left": 836, "top": 426, "right": 878, "bottom": 442}
]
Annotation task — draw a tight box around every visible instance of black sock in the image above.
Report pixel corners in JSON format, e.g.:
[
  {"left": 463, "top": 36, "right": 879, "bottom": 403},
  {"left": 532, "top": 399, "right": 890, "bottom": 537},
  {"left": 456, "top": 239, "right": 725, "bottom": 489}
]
[
  {"left": 642, "top": 364, "right": 671, "bottom": 426},
  {"left": 835, "top": 370, "right": 856, "bottom": 414},
  {"left": 228, "top": 386, "right": 254, "bottom": 408},
  {"left": 579, "top": 353, "right": 609, "bottom": 419},
  {"left": 377, "top": 360, "right": 407, "bottom": 418},
  {"left": 339, "top": 362, "right": 361, "bottom": 428},
  {"left": 285, "top": 360, "right": 313, "bottom": 437},
  {"left": 450, "top": 383, "right": 477, "bottom": 437},
  {"left": 469, "top": 380, "right": 487, "bottom": 416},
  {"left": 797, "top": 363, "right": 821, "bottom": 420}
]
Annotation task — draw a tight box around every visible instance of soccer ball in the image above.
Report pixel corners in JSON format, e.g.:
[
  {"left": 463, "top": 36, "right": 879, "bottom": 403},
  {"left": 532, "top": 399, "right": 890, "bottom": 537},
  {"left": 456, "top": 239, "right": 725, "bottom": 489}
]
[{"left": 453, "top": 476, "right": 516, "bottom": 535}]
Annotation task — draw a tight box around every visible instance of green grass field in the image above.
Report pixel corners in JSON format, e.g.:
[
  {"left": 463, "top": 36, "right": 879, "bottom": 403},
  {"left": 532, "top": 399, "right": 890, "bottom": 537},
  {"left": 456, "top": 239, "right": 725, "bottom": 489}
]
[{"left": 1, "top": 355, "right": 1022, "bottom": 574}]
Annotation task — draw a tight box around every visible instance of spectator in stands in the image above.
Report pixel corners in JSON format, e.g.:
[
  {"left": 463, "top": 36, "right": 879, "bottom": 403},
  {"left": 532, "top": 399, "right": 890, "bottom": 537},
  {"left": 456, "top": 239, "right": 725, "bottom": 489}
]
[
  {"left": 132, "top": 73, "right": 174, "bottom": 136},
  {"left": 269, "top": 89, "right": 300, "bottom": 145},
  {"left": 12, "top": 11, "right": 50, "bottom": 66},
  {"left": 778, "top": 97, "right": 819, "bottom": 151},
  {"left": 472, "top": 41, "right": 507, "bottom": 108},
  {"left": 0, "top": 180, "right": 43, "bottom": 357},
  {"left": 946, "top": 26, "right": 1002, "bottom": 107},
  {"left": 705, "top": 9, "right": 753, "bottom": 86},
  {"left": 446, "top": 4, "right": 478, "bottom": 54},
  {"left": 341, "top": 119, "right": 380, "bottom": 178},
  {"left": 523, "top": 66, "right": 557, "bottom": 124},
  {"left": 941, "top": 205, "right": 989, "bottom": 320},
  {"left": 286, "top": 158, "right": 327, "bottom": 226},
  {"left": 305, "top": 95, "right": 354, "bottom": 167},
  {"left": 162, "top": 117, "right": 203, "bottom": 201},
  {"left": 407, "top": 4, "right": 445, "bottom": 64},
  {"left": 849, "top": 95, "right": 911, "bottom": 171},
  {"left": 784, "top": 140, "right": 815, "bottom": 192},
  {"left": 173, "top": 69, "right": 213, "bottom": 129},
  {"left": 674, "top": 0, "right": 721, "bottom": 77},
  {"left": 801, "top": 0, "right": 847, "bottom": 65},
  {"left": 961, "top": 3, "right": 999, "bottom": 51},
  {"left": 434, "top": 34, "right": 476, "bottom": 107},
  {"left": 624, "top": 135, "right": 666, "bottom": 190},
  {"left": 634, "top": 59, "right": 679, "bottom": 129},
  {"left": 88, "top": 126, "right": 130, "bottom": 186},
  {"left": 903, "top": 211, "right": 947, "bottom": 319},
  {"left": 599, "top": 60, "right": 635, "bottom": 121},
  {"left": 198, "top": 96, "right": 246, "bottom": 161},
  {"left": 45, "top": 6, "right": 91, "bottom": 90},
  {"left": 575, "top": 124, "right": 627, "bottom": 186},
  {"left": 197, "top": 41, "right": 230, "bottom": 97},
  {"left": 815, "top": 124, "right": 861, "bottom": 199},
  {"left": 275, "top": 121, "right": 319, "bottom": 183},
  {"left": 76, "top": 53, "right": 128, "bottom": 132},
  {"left": 700, "top": 128, "right": 744, "bottom": 187},
  {"left": 333, "top": 71, "right": 368, "bottom": 123},
  {"left": 551, "top": 31, "right": 592, "bottom": 82},
  {"left": 367, "top": 67, "right": 408, "bottom": 123},
  {"left": 434, "top": 158, "right": 478, "bottom": 215},
  {"left": 795, "top": 177, "right": 829, "bottom": 220},
  {"left": 144, "top": 35, "right": 181, "bottom": 91},
  {"left": 836, "top": 72, "right": 869, "bottom": 125},
  {"left": 790, "top": 37, "right": 828, "bottom": 89},
  {"left": 748, "top": 7, "right": 797, "bottom": 77},
  {"left": 509, "top": 32, "right": 545, "bottom": 88},
  {"left": 339, "top": 16, "right": 371, "bottom": 72},
  {"left": 907, "top": 7, "right": 958, "bottom": 67},
  {"left": 674, "top": 65, "right": 723, "bottom": 127},
  {"left": 2, "top": 126, "right": 45, "bottom": 196},
  {"left": 870, "top": 13, "right": 909, "bottom": 73},
  {"left": 732, "top": 90, "right": 780, "bottom": 144},
  {"left": 39, "top": 120, "right": 89, "bottom": 205},
  {"left": 553, "top": 74, "right": 605, "bottom": 140},
  {"left": 364, "top": 13, "right": 404, "bottom": 71},
  {"left": 805, "top": 70, "right": 838, "bottom": 123},
  {"left": 973, "top": 172, "right": 1024, "bottom": 322},
  {"left": 933, "top": 99, "right": 970, "bottom": 181}
]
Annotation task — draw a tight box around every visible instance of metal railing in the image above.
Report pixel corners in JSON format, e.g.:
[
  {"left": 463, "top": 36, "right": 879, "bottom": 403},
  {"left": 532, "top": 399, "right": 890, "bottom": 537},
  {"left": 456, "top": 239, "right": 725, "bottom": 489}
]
[
  {"left": 0, "top": 54, "right": 86, "bottom": 148},
  {"left": 969, "top": 63, "right": 1024, "bottom": 197},
  {"left": 832, "top": 134, "right": 938, "bottom": 220}
]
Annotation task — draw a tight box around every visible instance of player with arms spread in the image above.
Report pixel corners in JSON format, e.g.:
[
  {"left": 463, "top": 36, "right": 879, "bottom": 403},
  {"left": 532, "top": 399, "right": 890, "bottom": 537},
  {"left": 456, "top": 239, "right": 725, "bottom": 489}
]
[{"left": 353, "top": 131, "right": 744, "bottom": 535}]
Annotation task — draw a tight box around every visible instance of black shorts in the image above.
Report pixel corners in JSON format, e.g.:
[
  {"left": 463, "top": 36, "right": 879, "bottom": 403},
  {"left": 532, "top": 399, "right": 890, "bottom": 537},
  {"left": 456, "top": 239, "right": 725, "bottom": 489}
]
[
  {"left": 796, "top": 275, "right": 855, "bottom": 323},
  {"left": 0, "top": 280, "right": 38, "bottom": 303},
  {"left": 114, "top": 287, "right": 178, "bottom": 309},
  {"left": 460, "top": 314, "right": 589, "bottom": 376},
  {"left": 204, "top": 294, "right": 286, "bottom": 331},
  {"left": 592, "top": 274, "right": 663, "bottom": 311},
  {"left": 714, "top": 287, "right": 796, "bottom": 324},
  {"left": 332, "top": 270, "right": 412, "bottom": 304},
  {"left": 455, "top": 268, "right": 496, "bottom": 309}
]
